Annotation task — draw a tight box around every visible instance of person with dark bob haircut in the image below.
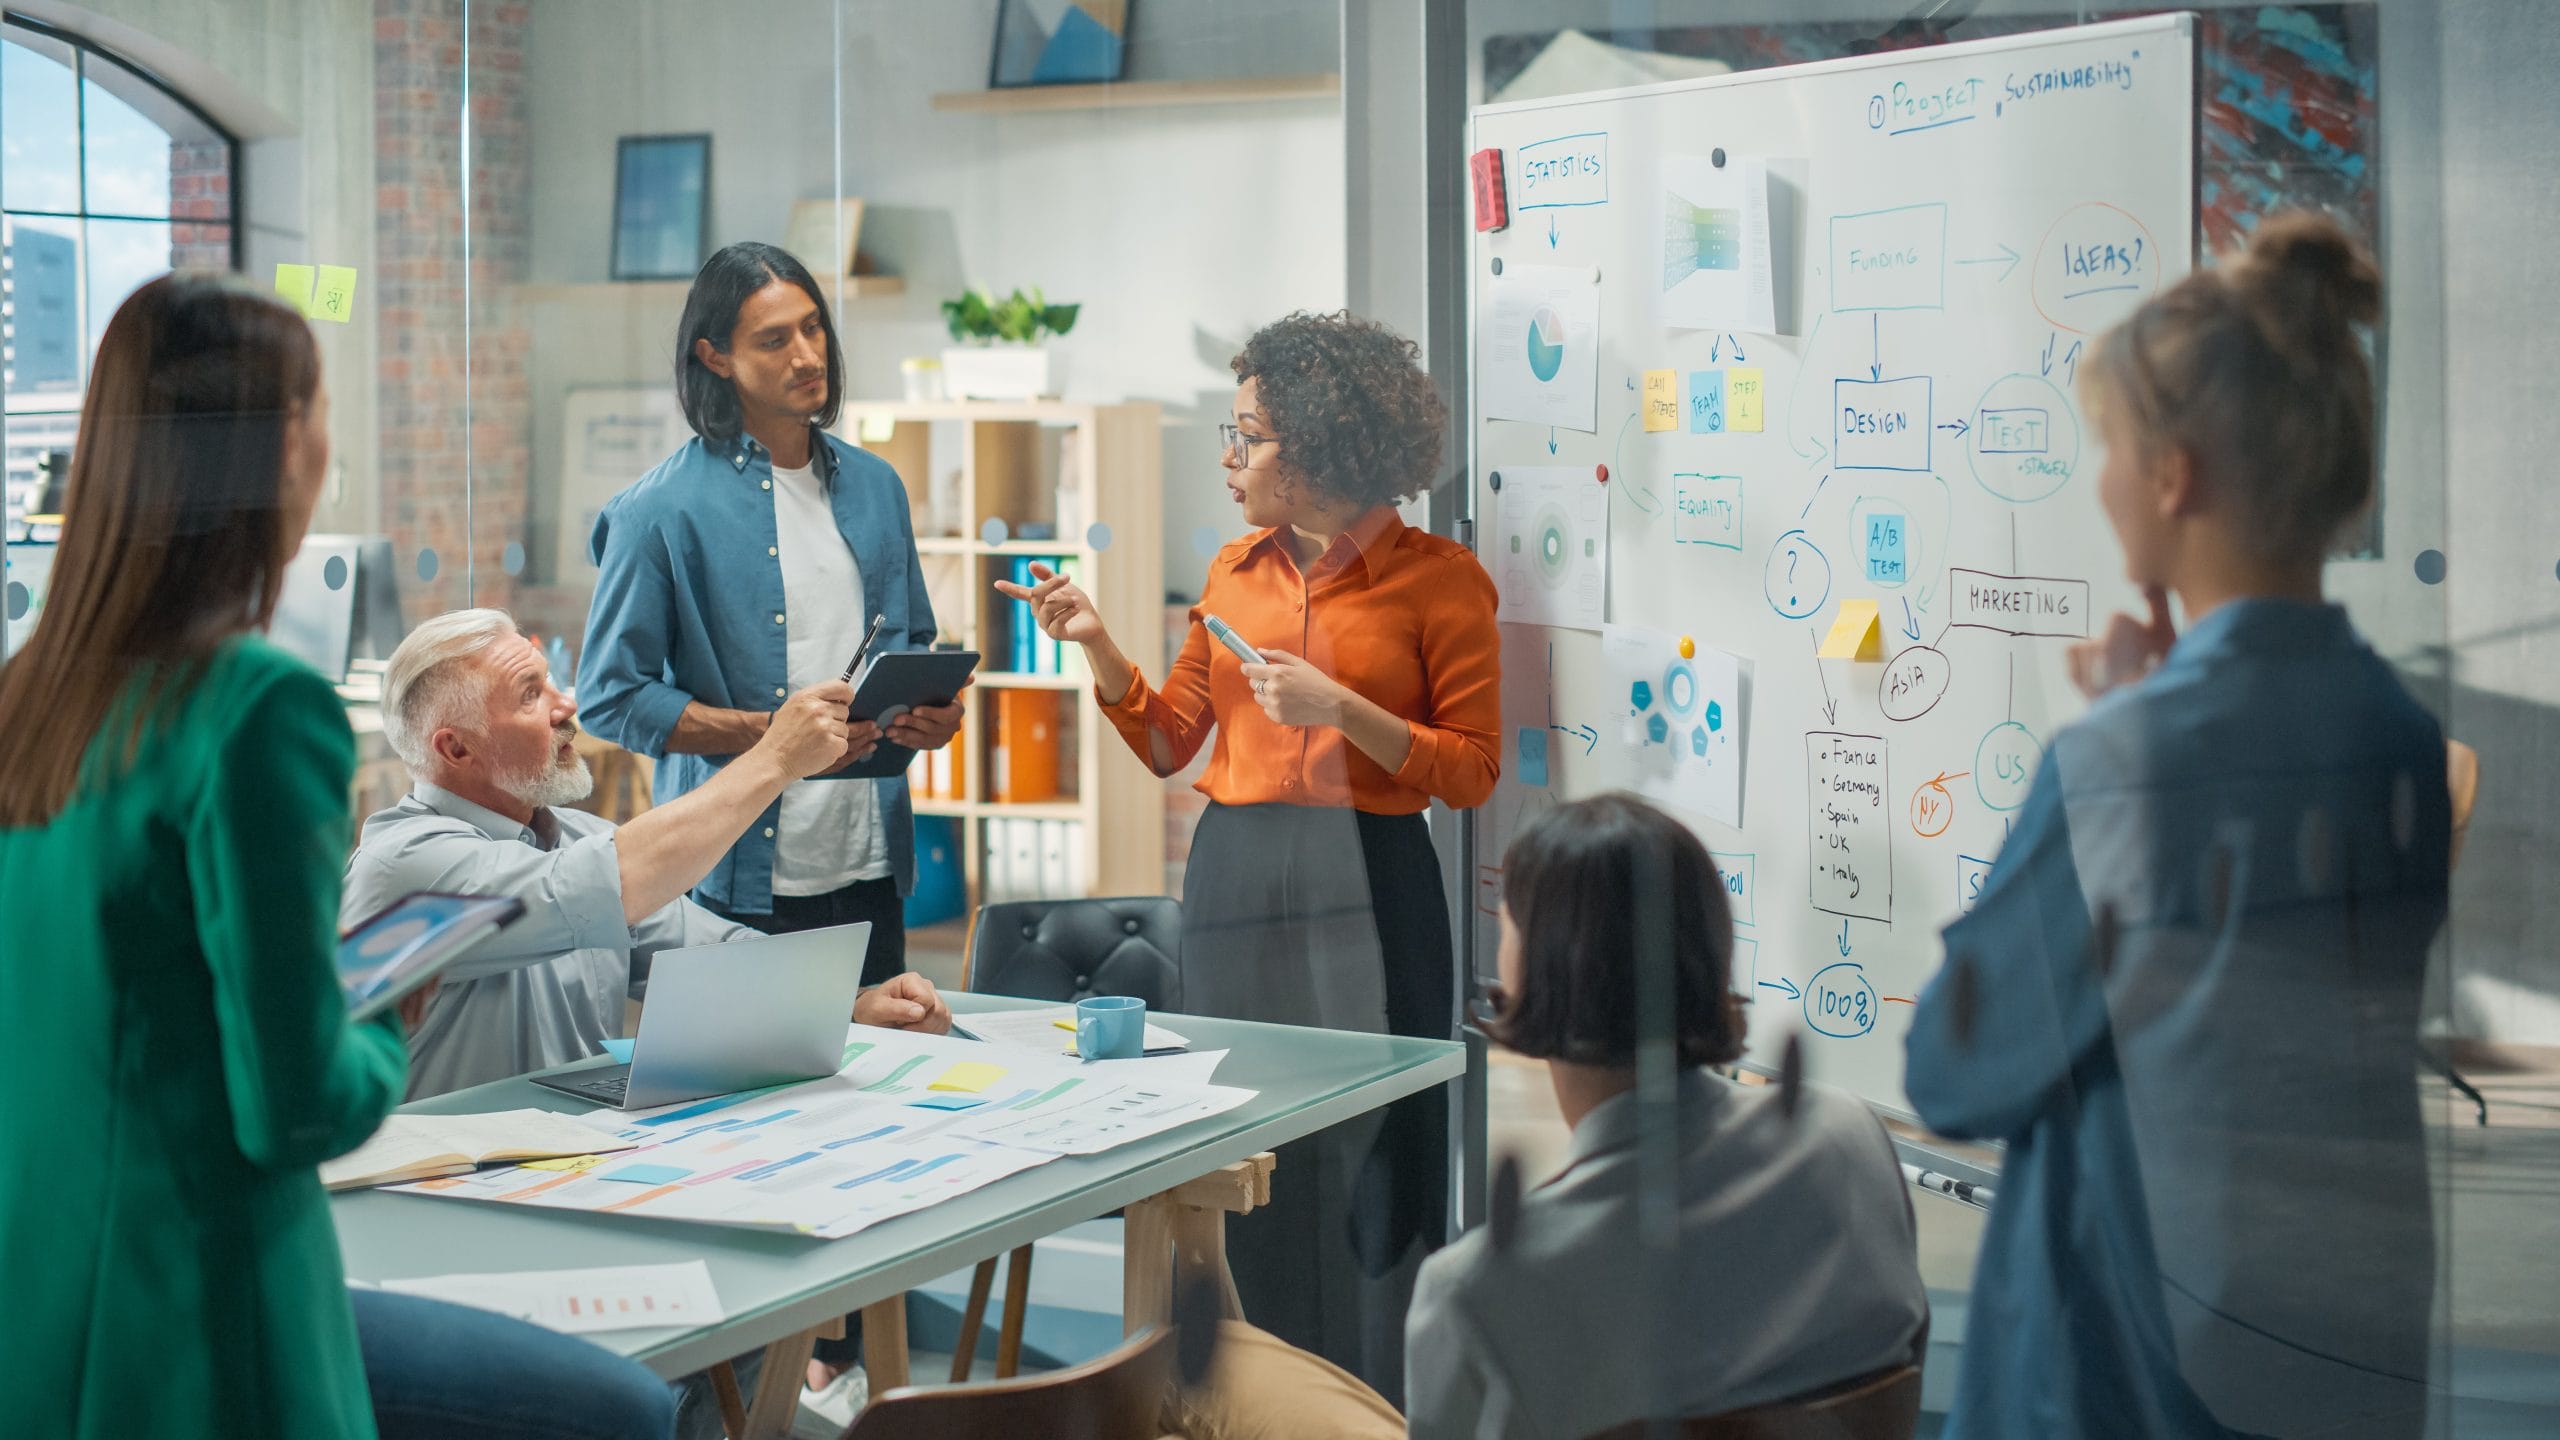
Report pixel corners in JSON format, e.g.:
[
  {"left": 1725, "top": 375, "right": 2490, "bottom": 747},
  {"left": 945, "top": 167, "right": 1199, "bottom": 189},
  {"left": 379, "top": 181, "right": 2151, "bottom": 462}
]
[
  {"left": 576, "top": 241, "right": 964, "bottom": 1423},
  {"left": 999, "top": 310, "right": 1501, "bottom": 1394},
  {"left": 1166, "top": 794, "right": 1927, "bottom": 1440}
]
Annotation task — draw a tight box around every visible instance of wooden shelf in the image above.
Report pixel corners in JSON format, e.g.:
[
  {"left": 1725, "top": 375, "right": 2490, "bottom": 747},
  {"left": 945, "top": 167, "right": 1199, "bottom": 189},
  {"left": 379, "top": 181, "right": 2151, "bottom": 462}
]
[
  {"left": 511, "top": 275, "right": 905, "bottom": 304},
  {"left": 915, "top": 799, "right": 1088, "bottom": 823},
  {"left": 913, "top": 536, "right": 1096, "bottom": 559},
  {"left": 931, "top": 73, "right": 1338, "bottom": 115},
  {"left": 843, "top": 399, "right": 1088, "bottom": 424}
]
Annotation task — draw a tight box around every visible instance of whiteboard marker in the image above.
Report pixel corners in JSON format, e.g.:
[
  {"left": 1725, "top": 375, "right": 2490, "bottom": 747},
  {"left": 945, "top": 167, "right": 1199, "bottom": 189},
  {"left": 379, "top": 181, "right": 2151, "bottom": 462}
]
[
  {"left": 1902, "top": 1162, "right": 1995, "bottom": 1210},
  {"left": 1203, "top": 614, "right": 1264, "bottom": 666}
]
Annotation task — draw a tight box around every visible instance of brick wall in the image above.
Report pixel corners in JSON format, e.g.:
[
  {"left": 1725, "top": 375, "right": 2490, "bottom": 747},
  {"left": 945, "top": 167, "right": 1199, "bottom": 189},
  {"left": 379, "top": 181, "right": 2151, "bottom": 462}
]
[
  {"left": 167, "top": 141, "right": 231, "bottom": 271},
  {"left": 373, "top": 0, "right": 533, "bottom": 625}
]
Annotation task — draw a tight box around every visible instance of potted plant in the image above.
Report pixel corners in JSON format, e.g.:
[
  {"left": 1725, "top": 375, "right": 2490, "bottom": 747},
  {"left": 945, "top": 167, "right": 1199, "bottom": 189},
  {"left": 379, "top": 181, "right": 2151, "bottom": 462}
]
[{"left": 940, "top": 286, "right": 1080, "bottom": 400}]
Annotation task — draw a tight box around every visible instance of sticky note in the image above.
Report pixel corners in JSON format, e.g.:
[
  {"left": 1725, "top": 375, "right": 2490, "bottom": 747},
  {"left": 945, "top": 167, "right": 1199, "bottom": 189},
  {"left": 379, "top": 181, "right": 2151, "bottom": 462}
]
[
  {"left": 273, "top": 264, "right": 317, "bottom": 314},
  {"left": 908, "top": 1093, "right": 988, "bottom": 1111},
  {"left": 928, "top": 1061, "right": 1008, "bottom": 1094},
  {"left": 1642, "top": 369, "right": 1679, "bottom": 432},
  {"left": 1818, "top": 599, "right": 1884, "bottom": 660},
  {"left": 1517, "top": 727, "right": 1550, "bottom": 788},
  {"left": 1688, "top": 371, "right": 1725, "bottom": 433},
  {"left": 1864, "top": 514, "right": 1908, "bottom": 584},
  {"left": 857, "top": 413, "right": 896, "bottom": 443},
  {"left": 518, "top": 1154, "right": 608, "bottom": 1173},
  {"left": 309, "top": 265, "right": 359, "bottom": 323},
  {"left": 1726, "top": 368, "right": 1765, "bottom": 432},
  {"left": 598, "top": 1163, "right": 692, "bottom": 1185}
]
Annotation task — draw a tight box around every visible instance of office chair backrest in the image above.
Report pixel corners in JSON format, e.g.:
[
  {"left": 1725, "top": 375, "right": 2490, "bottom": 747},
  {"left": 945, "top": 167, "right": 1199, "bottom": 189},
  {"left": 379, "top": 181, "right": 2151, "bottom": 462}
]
[
  {"left": 843, "top": 1324, "right": 1175, "bottom": 1440},
  {"left": 1583, "top": 1363, "right": 1923, "bottom": 1440},
  {"left": 968, "top": 897, "right": 1182, "bottom": 1010},
  {"left": 2447, "top": 739, "right": 2479, "bottom": 871}
]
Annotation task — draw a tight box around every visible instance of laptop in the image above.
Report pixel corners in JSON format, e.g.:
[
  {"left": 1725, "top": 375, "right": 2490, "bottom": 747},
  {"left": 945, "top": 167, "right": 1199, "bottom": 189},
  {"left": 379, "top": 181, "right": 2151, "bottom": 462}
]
[{"left": 531, "top": 921, "right": 871, "bottom": 1110}]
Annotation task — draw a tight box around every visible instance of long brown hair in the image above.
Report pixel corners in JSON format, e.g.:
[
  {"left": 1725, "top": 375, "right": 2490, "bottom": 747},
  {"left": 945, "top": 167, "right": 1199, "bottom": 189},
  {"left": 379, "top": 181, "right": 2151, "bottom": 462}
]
[
  {"left": 0, "top": 274, "right": 320, "bottom": 825},
  {"left": 2084, "top": 209, "right": 2381, "bottom": 564}
]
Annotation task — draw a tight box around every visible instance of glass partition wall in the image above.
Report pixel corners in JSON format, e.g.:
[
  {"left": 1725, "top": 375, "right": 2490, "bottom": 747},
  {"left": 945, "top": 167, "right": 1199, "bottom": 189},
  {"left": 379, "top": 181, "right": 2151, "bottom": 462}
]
[{"left": 6, "top": 0, "right": 2553, "bottom": 1431}]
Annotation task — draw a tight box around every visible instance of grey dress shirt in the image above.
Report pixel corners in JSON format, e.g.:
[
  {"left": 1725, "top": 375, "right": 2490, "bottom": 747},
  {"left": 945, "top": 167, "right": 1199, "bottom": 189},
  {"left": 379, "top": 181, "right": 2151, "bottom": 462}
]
[
  {"left": 1404, "top": 1071, "right": 1927, "bottom": 1440},
  {"left": 341, "top": 784, "right": 752, "bottom": 1099}
]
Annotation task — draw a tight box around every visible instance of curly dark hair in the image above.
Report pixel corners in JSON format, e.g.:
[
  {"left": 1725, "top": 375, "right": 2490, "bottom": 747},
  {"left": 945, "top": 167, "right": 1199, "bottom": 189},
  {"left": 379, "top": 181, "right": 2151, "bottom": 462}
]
[{"left": 1230, "top": 310, "right": 1446, "bottom": 509}]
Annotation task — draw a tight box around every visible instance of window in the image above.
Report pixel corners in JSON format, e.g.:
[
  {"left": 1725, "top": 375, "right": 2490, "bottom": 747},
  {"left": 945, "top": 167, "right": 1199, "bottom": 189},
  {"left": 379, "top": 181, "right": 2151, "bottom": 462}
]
[{"left": 2, "top": 14, "right": 236, "bottom": 528}]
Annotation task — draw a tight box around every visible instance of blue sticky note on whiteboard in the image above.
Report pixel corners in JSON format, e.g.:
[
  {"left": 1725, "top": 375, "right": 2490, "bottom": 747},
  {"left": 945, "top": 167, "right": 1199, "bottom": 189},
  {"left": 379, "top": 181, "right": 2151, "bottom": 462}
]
[
  {"left": 1864, "top": 513, "right": 1908, "bottom": 584},
  {"left": 1688, "top": 371, "right": 1726, "bottom": 433},
  {"left": 598, "top": 1163, "right": 691, "bottom": 1185},
  {"left": 1517, "top": 728, "right": 1551, "bottom": 788}
]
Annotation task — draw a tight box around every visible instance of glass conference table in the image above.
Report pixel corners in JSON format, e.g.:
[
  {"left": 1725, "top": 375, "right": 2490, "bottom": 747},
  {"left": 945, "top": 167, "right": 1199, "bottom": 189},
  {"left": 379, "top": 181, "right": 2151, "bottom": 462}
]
[{"left": 335, "top": 994, "right": 1463, "bottom": 1438}]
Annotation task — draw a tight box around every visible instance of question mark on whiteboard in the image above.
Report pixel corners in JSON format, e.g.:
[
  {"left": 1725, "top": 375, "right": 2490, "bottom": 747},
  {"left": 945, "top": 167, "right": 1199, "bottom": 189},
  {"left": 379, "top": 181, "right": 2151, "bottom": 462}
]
[
  {"left": 1787, "top": 549, "right": 1800, "bottom": 584},
  {"left": 2132, "top": 236, "right": 2144, "bottom": 269}
]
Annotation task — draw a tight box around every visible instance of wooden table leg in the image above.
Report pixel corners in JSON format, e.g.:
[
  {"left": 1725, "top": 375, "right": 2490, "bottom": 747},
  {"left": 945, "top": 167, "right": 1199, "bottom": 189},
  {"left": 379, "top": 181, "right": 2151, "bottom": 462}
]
[
  {"left": 737, "top": 1324, "right": 822, "bottom": 1440},
  {"left": 709, "top": 1361, "right": 750, "bottom": 1440},
  {"left": 1123, "top": 1152, "right": 1275, "bottom": 1337},
  {"left": 861, "top": 1294, "right": 912, "bottom": 1396}
]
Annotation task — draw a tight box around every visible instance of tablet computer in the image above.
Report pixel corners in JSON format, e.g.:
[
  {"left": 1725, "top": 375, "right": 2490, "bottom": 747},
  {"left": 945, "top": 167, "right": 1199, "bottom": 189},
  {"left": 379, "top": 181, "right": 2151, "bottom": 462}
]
[
  {"left": 339, "top": 892, "right": 525, "bottom": 1020},
  {"left": 837, "top": 648, "right": 981, "bottom": 779}
]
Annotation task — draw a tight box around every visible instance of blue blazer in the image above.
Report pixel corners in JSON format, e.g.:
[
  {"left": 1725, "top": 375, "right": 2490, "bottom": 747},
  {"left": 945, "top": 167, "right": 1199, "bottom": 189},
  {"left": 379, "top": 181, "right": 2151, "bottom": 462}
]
[{"left": 578, "top": 426, "right": 935, "bottom": 912}]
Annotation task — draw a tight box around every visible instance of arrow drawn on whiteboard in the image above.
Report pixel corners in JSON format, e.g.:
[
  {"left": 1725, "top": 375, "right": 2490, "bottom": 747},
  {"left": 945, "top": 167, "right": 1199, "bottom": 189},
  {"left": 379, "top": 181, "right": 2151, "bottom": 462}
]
[
  {"left": 1900, "top": 597, "right": 1922, "bottom": 642},
  {"left": 1837, "top": 920, "right": 1854, "bottom": 956},
  {"left": 1955, "top": 241, "right": 2022, "bottom": 282},
  {"left": 1610, "top": 413, "right": 1658, "bottom": 514},
  {"left": 1870, "top": 313, "right": 1884, "bottom": 381},
  {"left": 1810, "top": 625, "right": 1839, "bottom": 726},
  {"left": 1799, "top": 472, "right": 1829, "bottom": 521},
  {"left": 1937, "top": 417, "right": 1971, "bottom": 439},
  {"left": 1547, "top": 427, "right": 1558, "bottom": 456},
  {"left": 1760, "top": 976, "right": 1803, "bottom": 1000},
  {"left": 1551, "top": 723, "right": 1598, "bottom": 755},
  {"left": 1547, "top": 213, "right": 1560, "bottom": 248}
]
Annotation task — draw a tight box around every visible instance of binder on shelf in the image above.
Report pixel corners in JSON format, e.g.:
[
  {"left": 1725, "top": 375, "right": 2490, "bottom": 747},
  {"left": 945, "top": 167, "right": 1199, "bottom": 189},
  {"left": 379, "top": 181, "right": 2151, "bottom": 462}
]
[
  {"left": 991, "top": 689, "right": 1061, "bottom": 803},
  {"left": 1008, "top": 556, "right": 1038, "bottom": 674},
  {"left": 983, "top": 819, "right": 1013, "bottom": 903},
  {"left": 1038, "top": 820, "right": 1073, "bottom": 899},
  {"left": 1008, "top": 818, "right": 1042, "bottom": 900}
]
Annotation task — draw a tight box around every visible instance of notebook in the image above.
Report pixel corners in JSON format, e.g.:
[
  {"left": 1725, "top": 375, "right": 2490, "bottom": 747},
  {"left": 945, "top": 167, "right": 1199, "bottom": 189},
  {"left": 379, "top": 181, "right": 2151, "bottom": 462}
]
[{"left": 322, "top": 1109, "right": 637, "bottom": 1191}]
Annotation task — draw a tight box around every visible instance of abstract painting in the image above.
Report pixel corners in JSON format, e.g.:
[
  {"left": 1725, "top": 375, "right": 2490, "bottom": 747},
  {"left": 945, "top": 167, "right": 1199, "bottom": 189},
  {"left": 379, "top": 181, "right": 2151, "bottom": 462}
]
[{"left": 991, "top": 0, "right": 1133, "bottom": 88}]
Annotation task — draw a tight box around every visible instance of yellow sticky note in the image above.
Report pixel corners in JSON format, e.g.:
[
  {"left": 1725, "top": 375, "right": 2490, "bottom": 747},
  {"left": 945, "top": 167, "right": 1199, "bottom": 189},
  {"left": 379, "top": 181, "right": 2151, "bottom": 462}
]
[
  {"left": 1641, "top": 369, "right": 1679, "bottom": 432},
  {"left": 1818, "top": 599, "right": 1884, "bottom": 660},
  {"left": 518, "top": 1153, "right": 608, "bottom": 1173},
  {"left": 928, "top": 1060, "right": 1008, "bottom": 1094},
  {"left": 273, "top": 264, "right": 317, "bottom": 315},
  {"left": 1726, "top": 368, "right": 1765, "bottom": 432},
  {"left": 308, "top": 265, "right": 359, "bottom": 324}
]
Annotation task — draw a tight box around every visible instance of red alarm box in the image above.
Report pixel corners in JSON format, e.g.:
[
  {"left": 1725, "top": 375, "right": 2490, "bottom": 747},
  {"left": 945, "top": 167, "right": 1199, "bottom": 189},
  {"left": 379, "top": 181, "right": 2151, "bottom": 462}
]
[{"left": 1470, "top": 148, "right": 1508, "bottom": 232}]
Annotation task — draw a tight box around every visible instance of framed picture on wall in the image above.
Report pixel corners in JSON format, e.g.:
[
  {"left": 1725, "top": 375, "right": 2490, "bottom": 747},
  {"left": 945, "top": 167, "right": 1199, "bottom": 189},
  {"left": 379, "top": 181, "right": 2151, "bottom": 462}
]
[
  {"left": 610, "top": 134, "right": 711, "bottom": 281},
  {"left": 990, "top": 0, "right": 1132, "bottom": 88}
]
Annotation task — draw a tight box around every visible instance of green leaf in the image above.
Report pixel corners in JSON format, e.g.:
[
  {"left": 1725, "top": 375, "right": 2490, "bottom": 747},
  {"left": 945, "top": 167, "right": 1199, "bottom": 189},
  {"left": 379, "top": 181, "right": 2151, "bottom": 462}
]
[{"left": 1042, "top": 303, "right": 1080, "bottom": 337}]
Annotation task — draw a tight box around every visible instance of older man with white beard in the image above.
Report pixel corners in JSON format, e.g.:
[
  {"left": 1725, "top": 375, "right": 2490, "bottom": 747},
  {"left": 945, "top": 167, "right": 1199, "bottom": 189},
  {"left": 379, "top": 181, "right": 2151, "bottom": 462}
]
[{"left": 343, "top": 608, "right": 948, "bottom": 1100}]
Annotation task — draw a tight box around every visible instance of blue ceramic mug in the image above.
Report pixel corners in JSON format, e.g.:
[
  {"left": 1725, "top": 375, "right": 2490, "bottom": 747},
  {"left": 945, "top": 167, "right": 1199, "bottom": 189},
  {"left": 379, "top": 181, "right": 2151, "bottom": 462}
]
[{"left": 1076, "top": 995, "right": 1145, "bottom": 1061}]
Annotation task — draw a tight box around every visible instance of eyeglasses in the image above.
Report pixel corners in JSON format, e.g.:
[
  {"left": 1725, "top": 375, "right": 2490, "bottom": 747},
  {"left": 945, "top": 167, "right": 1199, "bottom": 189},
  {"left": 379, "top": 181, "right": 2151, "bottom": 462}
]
[{"left": 1217, "top": 422, "right": 1281, "bottom": 467}]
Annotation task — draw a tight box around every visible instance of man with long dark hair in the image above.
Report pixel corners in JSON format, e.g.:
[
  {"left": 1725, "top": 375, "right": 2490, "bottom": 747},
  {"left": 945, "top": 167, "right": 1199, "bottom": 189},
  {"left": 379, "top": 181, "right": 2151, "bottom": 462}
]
[{"left": 575, "top": 241, "right": 960, "bottom": 1430}]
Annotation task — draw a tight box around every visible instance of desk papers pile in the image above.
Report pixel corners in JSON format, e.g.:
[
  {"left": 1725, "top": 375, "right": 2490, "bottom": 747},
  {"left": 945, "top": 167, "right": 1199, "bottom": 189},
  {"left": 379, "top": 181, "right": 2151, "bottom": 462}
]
[{"left": 390, "top": 1029, "right": 1253, "bottom": 1239}]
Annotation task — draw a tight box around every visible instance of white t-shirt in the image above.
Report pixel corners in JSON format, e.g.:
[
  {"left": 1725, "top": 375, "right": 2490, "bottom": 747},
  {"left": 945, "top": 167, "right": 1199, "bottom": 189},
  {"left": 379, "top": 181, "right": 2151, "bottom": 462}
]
[{"left": 770, "top": 460, "right": 889, "bottom": 894}]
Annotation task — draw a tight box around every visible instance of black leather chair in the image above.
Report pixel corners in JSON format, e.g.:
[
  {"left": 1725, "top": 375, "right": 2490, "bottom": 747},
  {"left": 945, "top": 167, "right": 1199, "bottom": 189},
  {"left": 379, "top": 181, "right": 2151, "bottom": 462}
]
[
  {"left": 966, "top": 896, "right": 1183, "bottom": 1011},
  {"left": 949, "top": 896, "right": 1183, "bottom": 1380}
]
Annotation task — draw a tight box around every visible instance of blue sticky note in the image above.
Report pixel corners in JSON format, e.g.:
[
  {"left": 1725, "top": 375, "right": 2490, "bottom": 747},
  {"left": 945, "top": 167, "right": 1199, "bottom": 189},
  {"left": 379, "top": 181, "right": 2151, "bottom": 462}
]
[
  {"left": 601, "top": 1038, "right": 636, "bottom": 1064},
  {"left": 1864, "top": 513, "right": 1908, "bottom": 584},
  {"left": 1517, "top": 727, "right": 1551, "bottom": 788},
  {"left": 597, "top": 1163, "right": 691, "bottom": 1185},
  {"left": 1688, "top": 371, "right": 1726, "bottom": 433},
  {"left": 907, "top": 1093, "right": 988, "bottom": 1111}
]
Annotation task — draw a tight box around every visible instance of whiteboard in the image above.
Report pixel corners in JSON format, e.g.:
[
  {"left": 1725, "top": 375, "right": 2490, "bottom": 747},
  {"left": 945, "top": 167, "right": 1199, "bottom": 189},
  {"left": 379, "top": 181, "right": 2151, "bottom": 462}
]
[
  {"left": 1467, "top": 16, "right": 2196, "bottom": 1117},
  {"left": 556, "top": 385, "right": 690, "bottom": 578}
]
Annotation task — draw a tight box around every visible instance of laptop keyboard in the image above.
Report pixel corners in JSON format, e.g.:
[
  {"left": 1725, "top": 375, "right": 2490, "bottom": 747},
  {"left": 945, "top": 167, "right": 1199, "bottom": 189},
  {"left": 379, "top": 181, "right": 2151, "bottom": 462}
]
[{"left": 555, "top": 1073, "right": 630, "bottom": 1104}]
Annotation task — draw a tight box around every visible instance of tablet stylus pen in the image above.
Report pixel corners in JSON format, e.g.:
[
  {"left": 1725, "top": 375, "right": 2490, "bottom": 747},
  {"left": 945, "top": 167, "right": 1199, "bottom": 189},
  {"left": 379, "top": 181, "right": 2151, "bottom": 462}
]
[{"left": 840, "top": 613, "right": 887, "bottom": 683}]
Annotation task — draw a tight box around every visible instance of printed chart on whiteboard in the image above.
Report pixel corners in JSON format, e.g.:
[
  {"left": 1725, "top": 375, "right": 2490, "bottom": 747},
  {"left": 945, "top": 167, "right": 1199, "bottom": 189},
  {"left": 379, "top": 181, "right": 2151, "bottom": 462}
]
[{"left": 1469, "top": 16, "right": 2196, "bottom": 1116}]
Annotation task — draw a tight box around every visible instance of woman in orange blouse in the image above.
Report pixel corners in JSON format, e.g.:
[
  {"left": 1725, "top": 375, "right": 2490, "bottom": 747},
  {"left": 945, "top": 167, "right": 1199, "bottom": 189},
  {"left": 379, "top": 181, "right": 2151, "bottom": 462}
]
[{"left": 997, "top": 310, "right": 1498, "bottom": 1396}]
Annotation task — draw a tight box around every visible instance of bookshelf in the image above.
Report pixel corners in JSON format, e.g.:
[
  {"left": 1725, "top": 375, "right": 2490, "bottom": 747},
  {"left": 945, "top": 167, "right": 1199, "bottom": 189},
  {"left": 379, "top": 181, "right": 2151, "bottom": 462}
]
[{"left": 839, "top": 400, "right": 1165, "bottom": 907}]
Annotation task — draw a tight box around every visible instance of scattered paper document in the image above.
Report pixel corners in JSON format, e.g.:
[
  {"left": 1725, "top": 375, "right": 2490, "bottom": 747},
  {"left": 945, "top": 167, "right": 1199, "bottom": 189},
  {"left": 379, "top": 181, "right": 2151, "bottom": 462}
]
[
  {"left": 959, "top": 1006, "right": 1190, "bottom": 1057},
  {"left": 380, "top": 1261, "right": 723, "bottom": 1336}
]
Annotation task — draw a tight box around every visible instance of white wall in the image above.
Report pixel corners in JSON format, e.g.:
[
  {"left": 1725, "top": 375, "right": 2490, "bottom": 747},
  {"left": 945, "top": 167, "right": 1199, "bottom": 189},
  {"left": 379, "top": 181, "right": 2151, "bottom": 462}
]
[{"left": 519, "top": 0, "right": 1345, "bottom": 597}]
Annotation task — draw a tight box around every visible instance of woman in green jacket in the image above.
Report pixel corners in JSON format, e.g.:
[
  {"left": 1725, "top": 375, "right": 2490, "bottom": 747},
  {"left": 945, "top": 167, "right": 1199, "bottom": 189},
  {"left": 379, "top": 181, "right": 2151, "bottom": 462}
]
[{"left": 0, "top": 277, "right": 669, "bottom": 1438}]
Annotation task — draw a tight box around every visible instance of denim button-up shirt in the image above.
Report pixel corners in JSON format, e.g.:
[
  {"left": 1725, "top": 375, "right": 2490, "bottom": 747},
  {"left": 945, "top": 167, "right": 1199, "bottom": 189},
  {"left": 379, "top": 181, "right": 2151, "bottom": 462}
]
[{"left": 577, "top": 426, "right": 935, "bottom": 914}]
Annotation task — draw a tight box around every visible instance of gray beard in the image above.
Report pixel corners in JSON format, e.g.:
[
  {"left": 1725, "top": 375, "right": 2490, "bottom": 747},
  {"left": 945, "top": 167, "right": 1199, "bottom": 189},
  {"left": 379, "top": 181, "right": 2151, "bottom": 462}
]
[{"left": 501, "top": 751, "right": 595, "bottom": 811}]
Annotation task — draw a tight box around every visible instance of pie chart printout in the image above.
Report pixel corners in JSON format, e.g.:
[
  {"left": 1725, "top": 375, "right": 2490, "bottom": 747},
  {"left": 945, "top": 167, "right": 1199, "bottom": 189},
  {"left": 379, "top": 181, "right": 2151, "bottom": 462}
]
[{"left": 1526, "top": 306, "right": 1568, "bottom": 382}]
